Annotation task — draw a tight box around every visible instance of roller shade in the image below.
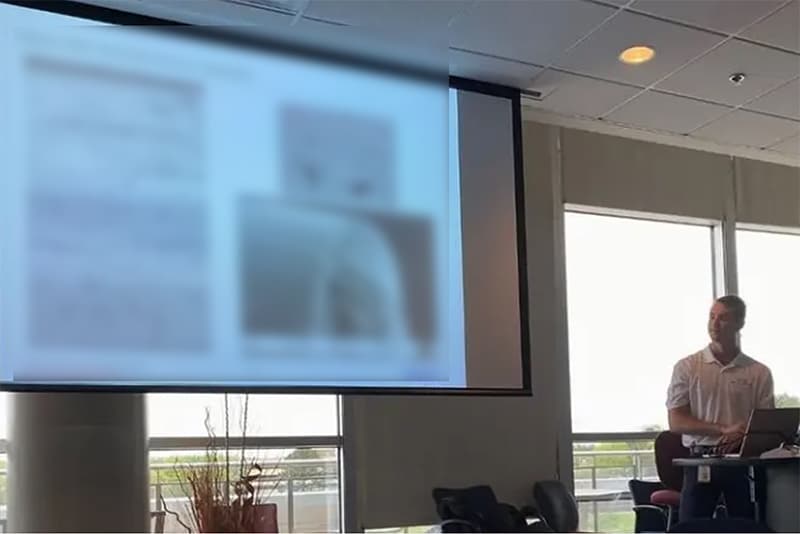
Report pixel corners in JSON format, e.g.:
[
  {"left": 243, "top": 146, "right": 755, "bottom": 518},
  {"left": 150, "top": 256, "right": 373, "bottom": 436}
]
[
  {"left": 736, "top": 158, "right": 800, "bottom": 228},
  {"left": 561, "top": 128, "right": 732, "bottom": 220}
]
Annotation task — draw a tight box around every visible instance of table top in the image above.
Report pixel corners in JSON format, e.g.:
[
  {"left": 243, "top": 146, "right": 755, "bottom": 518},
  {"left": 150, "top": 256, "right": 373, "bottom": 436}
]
[{"left": 674, "top": 456, "right": 800, "bottom": 467}]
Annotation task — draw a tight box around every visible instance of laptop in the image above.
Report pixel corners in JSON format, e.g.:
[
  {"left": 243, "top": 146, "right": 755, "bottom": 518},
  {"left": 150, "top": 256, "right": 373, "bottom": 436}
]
[{"left": 738, "top": 408, "right": 800, "bottom": 458}]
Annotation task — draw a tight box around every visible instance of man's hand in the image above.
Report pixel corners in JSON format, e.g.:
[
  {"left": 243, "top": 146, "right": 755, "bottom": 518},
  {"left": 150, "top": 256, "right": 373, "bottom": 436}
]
[{"left": 718, "top": 422, "right": 747, "bottom": 453}]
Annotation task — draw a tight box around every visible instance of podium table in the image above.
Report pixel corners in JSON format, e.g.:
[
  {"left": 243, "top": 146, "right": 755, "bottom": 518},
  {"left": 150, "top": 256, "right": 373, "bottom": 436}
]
[{"left": 673, "top": 456, "right": 800, "bottom": 532}]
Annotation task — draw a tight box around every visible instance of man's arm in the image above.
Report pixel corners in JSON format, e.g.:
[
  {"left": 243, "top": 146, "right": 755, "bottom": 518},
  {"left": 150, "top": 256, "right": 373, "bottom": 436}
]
[
  {"left": 668, "top": 404, "right": 723, "bottom": 436},
  {"left": 666, "top": 359, "right": 747, "bottom": 450},
  {"left": 669, "top": 405, "right": 747, "bottom": 451}
]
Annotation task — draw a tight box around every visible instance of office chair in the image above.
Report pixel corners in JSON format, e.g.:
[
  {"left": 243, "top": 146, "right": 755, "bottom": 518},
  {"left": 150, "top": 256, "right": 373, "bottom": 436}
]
[
  {"left": 653, "top": 432, "right": 691, "bottom": 530},
  {"left": 532, "top": 480, "right": 579, "bottom": 533},
  {"left": 628, "top": 479, "right": 668, "bottom": 532},
  {"left": 432, "top": 485, "right": 552, "bottom": 533}
]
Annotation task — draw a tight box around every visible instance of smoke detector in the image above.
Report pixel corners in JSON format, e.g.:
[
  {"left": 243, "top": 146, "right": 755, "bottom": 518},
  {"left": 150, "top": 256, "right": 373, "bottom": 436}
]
[{"left": 729, "top": 72, "right": 747, "bottom": 86}]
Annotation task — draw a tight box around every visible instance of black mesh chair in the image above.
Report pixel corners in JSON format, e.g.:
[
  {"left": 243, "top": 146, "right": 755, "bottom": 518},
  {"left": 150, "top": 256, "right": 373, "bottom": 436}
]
[
  {"left": 433, "top": 485, "right": 552, "bottom": 533},
  {"left": 628, "top": 479, "right": 668, "bottom": 533},
  {"left": 532, "top": 480, "right": 579, "bottom": 533}
]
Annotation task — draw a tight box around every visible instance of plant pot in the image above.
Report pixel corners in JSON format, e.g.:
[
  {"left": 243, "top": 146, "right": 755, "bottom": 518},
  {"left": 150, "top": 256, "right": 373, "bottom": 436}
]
[
  {"left": 251, "top": 503, "right": 279, "bottom": 533},
  {"left": 204, "top": 502, "right": 278, "bottom": 533}
]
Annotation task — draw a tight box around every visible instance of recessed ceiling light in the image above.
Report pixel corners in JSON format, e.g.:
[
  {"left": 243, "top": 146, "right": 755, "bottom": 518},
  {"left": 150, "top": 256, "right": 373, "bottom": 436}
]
[{"left": 619, "top": 46, "right": 655, "bottom": 65}]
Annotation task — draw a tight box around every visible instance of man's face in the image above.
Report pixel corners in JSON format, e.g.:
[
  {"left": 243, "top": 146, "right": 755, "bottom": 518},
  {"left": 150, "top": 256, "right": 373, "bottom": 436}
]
[{"left": 708, "top": 301, "right": 742, "bottom": 344}]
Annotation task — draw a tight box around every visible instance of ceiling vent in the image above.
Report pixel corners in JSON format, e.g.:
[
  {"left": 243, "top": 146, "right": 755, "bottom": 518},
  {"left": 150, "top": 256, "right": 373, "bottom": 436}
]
[{"left": 521, "top": 89, "right": 544, "bottom": 101}]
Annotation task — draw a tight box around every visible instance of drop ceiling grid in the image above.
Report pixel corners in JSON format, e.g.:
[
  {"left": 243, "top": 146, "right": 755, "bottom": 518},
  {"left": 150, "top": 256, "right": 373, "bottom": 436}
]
[
  {"left": 595, "top": 0, "right": 793, "bottom": 116},
  {"left": 515, "top": 0, "right": 798, "bottom": 150}
]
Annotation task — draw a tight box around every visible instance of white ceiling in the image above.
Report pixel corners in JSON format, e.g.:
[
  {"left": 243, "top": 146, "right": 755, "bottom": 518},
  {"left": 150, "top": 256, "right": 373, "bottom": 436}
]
[{"left": 83, "top": 0, "right": 800, "bottom": 160}]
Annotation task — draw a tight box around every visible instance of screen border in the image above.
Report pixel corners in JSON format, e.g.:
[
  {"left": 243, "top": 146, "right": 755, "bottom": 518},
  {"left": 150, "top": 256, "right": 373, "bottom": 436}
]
[{"left": 0, "top": 0, "right": 531, "bottom": 396}]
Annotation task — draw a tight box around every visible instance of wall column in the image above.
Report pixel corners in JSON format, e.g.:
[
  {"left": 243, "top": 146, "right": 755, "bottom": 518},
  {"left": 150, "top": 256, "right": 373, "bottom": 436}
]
[{"left": 7, "top": 392, "right": 149, "bottom": 532}]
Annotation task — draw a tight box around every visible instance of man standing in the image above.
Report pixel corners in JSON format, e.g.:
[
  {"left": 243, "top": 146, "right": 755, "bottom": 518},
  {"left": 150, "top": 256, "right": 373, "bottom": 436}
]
[{"left": 666, "top": 295, "right": 774, "bottom": 521}]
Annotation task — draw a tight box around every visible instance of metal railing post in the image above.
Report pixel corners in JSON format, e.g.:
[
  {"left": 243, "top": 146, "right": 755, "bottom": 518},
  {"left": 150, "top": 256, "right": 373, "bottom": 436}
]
[
  {"left": 287, "top": 477, "right": 295, "bottom": 533},
  {"left": 155, "top": 470, "right": 163, "bottom": 512}
]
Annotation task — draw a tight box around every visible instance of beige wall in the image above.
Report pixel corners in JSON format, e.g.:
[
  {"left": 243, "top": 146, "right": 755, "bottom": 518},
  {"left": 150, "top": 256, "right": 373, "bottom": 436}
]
[
  {"left": 344, "top": 122, "right": 571, "bottom": 529},
  {"left": 344, "top": 121, "right": 799, "bottom": 529}
]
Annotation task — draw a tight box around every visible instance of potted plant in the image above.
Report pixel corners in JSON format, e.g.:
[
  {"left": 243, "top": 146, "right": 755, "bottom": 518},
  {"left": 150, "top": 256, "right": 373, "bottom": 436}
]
[{"left": 165, "top": 394, "right": 282, "bottom": 533}]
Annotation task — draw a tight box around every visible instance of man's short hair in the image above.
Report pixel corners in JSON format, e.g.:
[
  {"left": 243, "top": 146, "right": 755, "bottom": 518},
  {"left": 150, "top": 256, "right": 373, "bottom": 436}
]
[{"left": 716, "top": 295, "right": 746, "bottom": 323}]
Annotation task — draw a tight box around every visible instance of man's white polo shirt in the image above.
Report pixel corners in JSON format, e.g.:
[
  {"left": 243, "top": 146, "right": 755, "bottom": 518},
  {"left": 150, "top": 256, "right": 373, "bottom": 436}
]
[{"left": 666, "top": 346, "right": 774, "bottom": 448}]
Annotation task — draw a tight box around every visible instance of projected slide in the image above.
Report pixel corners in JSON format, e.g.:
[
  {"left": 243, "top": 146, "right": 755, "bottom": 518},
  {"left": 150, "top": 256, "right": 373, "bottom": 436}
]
[{"left": 0, "top": 3, "right": 525, "bottom": 391}]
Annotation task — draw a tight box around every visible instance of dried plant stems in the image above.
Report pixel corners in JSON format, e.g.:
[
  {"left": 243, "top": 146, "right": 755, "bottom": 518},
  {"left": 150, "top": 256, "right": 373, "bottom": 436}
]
[
  {"left": 164, "top": 394, "right": 284, "bottom": 533},
  {"left": 240, "top": 394, "right": 249, "bottom": 479},
  {"left": 224, "top": 393, "right": 231, "bottom": 506}
]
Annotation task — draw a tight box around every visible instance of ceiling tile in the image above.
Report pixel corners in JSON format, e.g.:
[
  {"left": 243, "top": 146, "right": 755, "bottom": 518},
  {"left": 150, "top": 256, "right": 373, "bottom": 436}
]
[
  {"left": 605, "top": 90, "right": 731, "bottom": 134},
  {"left": 745, "top": 78, "right": 800, "bottom": 120},
  {"left": 526, "top": 69, "right": 641, "bottom": 118},
  {"left": 304, "top": 0, "right": 471, "bottom": 36},
  {"left": 449, "top": 50, "right": 542, "bottom": 88},
  {"left": 628, "top": 0, "right": 783, "bottom": 34},
  {"left": 656, "top": 39, "right": 800, "bottom": 106},
  {"left": 768, "top": 135, "right": 800, "bottom": 155},
  {"left": 692, "top": 110, "right": 800, "bottom": 148},
  {"left": 740, "top": 0, "right": 800, "bottom": 52},
  {"left": 554, "top": 11, "right": 724, "bottom": 86},
  {"left": 448, "top": 0, "right": 616, "bottom": 66}
]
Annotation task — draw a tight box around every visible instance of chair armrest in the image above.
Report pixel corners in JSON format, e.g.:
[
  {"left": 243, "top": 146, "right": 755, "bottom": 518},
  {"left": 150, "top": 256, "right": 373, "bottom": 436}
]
[
  {"left": 520, "top": 504, "right": 541, "bottom": 518},
  {"left": 440, "top": 518, "right": 481, "bottom": 533},
  {"left": 633, "top": 504, "right": 667, "bottom": 516},
  {"left": 632, "top": 504, "right": 668, "bottom": 533}
]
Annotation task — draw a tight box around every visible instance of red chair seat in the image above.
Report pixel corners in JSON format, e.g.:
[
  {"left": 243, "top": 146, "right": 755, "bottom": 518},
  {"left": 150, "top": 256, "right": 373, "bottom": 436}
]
[{"left": 651, "top": 489, "right": 681, "bottom": 508}]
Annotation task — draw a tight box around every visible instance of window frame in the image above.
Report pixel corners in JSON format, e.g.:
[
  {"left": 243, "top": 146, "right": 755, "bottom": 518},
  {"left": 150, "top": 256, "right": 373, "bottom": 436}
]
[{"left": 563, "top": 204, "right": 724, "bottom": 443}]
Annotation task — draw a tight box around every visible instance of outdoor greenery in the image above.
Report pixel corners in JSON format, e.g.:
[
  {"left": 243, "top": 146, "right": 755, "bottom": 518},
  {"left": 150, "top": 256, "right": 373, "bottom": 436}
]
[
  {"left": 776, "top": 393, "right": 800, "bottom": 408},
  {"left": 284, "top": 448, "right": 338, "bottom": 492},
  {"left": 574, "top": 437, "right": 657, "bottom": 483},
  {"left": 597, "top": 510, "right": 635, "bottom": 533},
  {"left": 149, "top": 447, "right": 338, "bottom": 503}
]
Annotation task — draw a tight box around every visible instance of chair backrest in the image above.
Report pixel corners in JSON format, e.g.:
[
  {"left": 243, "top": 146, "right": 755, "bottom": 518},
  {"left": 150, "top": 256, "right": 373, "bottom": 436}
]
[
  {"left": 627, "top": 479, "right": 664, "bottom": 506},
  {"left": 532, "top": 480, "right": 579, "bottom": 533},
  {"left": 432, "top": 485, "right": 528, "bottom": 532},
  {"left": 628, "top": 479, "right": 668, "bottom": 533},
  {"left": 655, "top": 431, "right": 690, "bottom": 491},
  {"left": 433, "top": 485, "right": 498, "bottom": 520}
]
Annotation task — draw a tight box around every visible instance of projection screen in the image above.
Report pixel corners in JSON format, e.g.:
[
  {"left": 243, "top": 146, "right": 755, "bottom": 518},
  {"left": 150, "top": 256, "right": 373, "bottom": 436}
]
[{"left": 0, "top": 0, "right": 529, "bottom": 394}]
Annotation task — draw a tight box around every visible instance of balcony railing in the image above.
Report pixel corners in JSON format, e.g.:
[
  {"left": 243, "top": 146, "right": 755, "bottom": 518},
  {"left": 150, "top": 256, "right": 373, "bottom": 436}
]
[
  {"left": 150, "top": 448, "right": 340, "bottom": 533},
  {"left": 150, "top": 455, "right": 340, "bottom": 533},
  {"left": 573, "top": 434, "right": 659, "bottom": 533},
  {"left": 0, "top": 440, "right": 341, "bottom": 534}
]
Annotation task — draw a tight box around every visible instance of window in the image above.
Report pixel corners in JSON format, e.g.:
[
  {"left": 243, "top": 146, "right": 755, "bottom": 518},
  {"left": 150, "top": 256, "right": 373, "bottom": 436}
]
[
  {"left": 564, "top": 211, "right": 717, "bottom": 533},
  {"left": 565, "top": 212, "right": 715, "bottom": 433},
  {"left": 736, "top": 229, "right": 800, "bottom": 408},
  {"left": 0, "top": 394, "right": 5, "bottom": 440},
  {"left": 151, "top": 446, "right": 340, "bottom": 533},
  {"left": 147, "top": 394, "right": 339, "bottom": 437},
  {"left": 147, "top": 394, "right": 340, "bottom": 533}
]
